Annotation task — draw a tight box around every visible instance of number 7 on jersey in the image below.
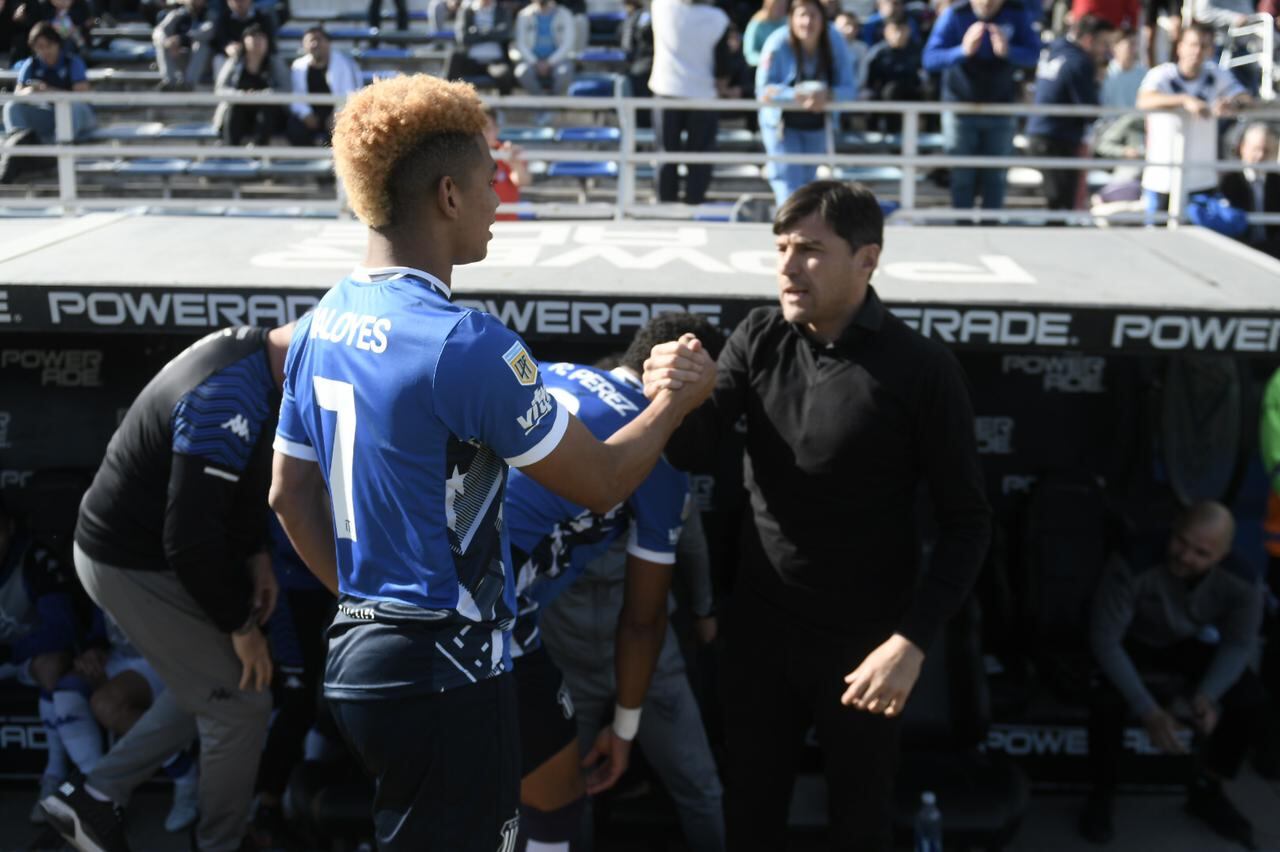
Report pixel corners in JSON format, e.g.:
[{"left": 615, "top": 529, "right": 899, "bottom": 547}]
[{"left": 313, "top": 376, "right": 358, "bottom": 541}]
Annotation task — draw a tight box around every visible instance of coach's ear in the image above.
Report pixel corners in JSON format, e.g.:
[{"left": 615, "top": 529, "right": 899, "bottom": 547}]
[{"left": 857, "top": 243, "right": 882, "bottom": 276}]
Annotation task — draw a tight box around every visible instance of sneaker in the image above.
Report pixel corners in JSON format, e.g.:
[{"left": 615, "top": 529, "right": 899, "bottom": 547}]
[
  {"left": 40, "top": 780, "right": 131, "bottom": 852},
  {"left": 30, "top": 775, "right": 62, "bottom": 824},
  {"left": 1185, "top": 777, "right": 1256, "bottom": 850},
  {"left": 1077, "top": 790, "right": 1114, "bottom": 844},
  {"left": 164, "top": 773, "right": 199, "bottom": 833}
]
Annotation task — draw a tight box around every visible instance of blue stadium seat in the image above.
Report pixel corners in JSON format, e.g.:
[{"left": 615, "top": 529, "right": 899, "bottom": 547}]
[
  {"left": 75, "top": 158, "right": 124, "bottom": 174},
  {"left": 116, "top": 158, "right": 191, "bottom": 176},
  {"left": 577, "top": 47, "right": 627, "bottom": 64},
  {"left": 88, "top": 41, "right": 156, "bottom": 65},
  {"left": 355, "top": 46, "right": 411, "bottom": 59},
  {"left": 151, "top": 122, "right": 220, "bottom": 141},
  {"left": 188, "top": 158, "right": 263, "bottom": 179},
  {"left": 566, "top": 74, "right": 624, "bottom": 98},
  {"left": 546, "top": 161, "right": 618, "bottom": 179},
  {"left": 554, "top": 126, "right": 620, "bottom": 144},
  {"left": 87, "top": 123, "right": 165, "bottom": 141},
  {"left": 499, "top": 126, "right": 555, "bottom": 144},
  {"left": 261, "top": 158, "right": 334, "bottom": 178}
]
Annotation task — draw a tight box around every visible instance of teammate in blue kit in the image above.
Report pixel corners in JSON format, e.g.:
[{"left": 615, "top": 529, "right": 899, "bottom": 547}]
[
  {"left": 268, "top": 75, "right": 717, "bottom": 852},
  {"left": 505, "top": 314, "right": 725, "bottom": 851}
]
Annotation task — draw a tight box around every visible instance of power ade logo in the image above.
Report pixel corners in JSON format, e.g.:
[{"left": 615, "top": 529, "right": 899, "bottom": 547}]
[
  {"left": 975, "top": 416, "right": 1015, "bottom": 456},
  {"left": 0, "top": 349, "right": 102, "bottom": 387},
  {"left": 457, "top": 299, "right": 722, "bottom": 337},
  {"left": 1111, "top": 314, "right": 1280, "bottom": 353},
  {"left": 985, "top": 723, "right": 1191, "bottom": 756},
  {"left": 895, "top": 309, "right": 1074, "bottom": 347},
  {"left": 0, "top": 718, "right": 47, "bottom": 751},
  {"left": 1001, "top": 354, "right": 1105, "bottom": 393},
  {"left": 46, "top": 291, "right": 319, "bottom": 328},
  {"left": 0, "top": 470, "right": 33, "bottom": 489}
]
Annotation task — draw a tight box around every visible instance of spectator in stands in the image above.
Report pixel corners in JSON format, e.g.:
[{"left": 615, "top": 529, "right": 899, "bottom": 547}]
[
  {"left": 1136, "top": 21, "right": 1251, "bottom": 214},
  {"left": 1070, "top": 0, "right": 1139, "bottom": 32},
  {"left": 426, "top": 0, "right": 462, "bottom": 30},
  {"left": 449, "top": 0, "right": 516, "bottom": 95},
  {"left": 743, "top": 0, "right": 786, "bottom": 66},
  {"left": 513, "top": 0, "right": 576, "bottom": 99},
  {"left": 923, "top": 0, "right": 1039, "bottom": 214},
  {"left": 862, "top": 0, "right": 922, "bottom": 45},
  {"left": 1192, "top": 0, "right": 1256, "bottom": 39},
  {"left": 718, "top": 22, "right": 757, "bottom": 105},
  {"left": 215, "top": 24, "right": 288, "bottom": 145},
  {"left": 484, "top": 106, "right": 531, "bottom": 219},
  {"left": 1099, "top": 28, "right": 1144, "bottom": 108},
  {"left": 540, "top": 514, "right": 726, "bottom": 852},
  {"left": 0, "top": 505, "right": 103, "bottom": 823},
  {"left": 13, "top": 0, "right": 91, "bottom": 58},
  {"left": 287, "top": 26, "right": 360, "bottom": 147},
  {"left": 1025, "top": 15, "right": 1116, "bottom": 210},
  {"left": 860, "top": 15, "right": 925, "bottom": 132},
  {"left": 1220, "top": 122, "right": 1280, "bottom": 258},
  {"left": 834, "top": 11, "right": 870, "bottom": 77},
  {"left": 78, "top": 610, "right": 200, "bottom": 834},
  {"left": 620, "top": 0, "right": 655, "bottom": 96},
  {"left": 648, "top": 0, "right": 730, "bottom": 204},
  {"left": 1092, "top": 110, "right": 1144, "bottom": 188},
  {"left": 757, "top": 0, "right": 857, "bottom": 206},
  {"left": 370, "top": 0, "right": 409, "bottom": 34},
  {"left": 0, "top": 22, "right": 94, "bottom": 183},
  {"left": 153, "top": 0, "right": 215, "bottom": 90},
  {"left": 1082, "top": 502, "right": 1266, "bottom": 849},
  {"left": 211, "top": 0, "right": 278, "bottom": 77}
]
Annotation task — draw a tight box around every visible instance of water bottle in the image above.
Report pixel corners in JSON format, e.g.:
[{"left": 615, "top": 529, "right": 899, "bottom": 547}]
[{"left": 914, "top": 790, "right": 943, "bottom": 852}]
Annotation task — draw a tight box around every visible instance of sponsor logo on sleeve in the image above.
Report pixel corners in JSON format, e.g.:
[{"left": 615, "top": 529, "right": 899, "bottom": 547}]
[{"left": 503, "top": 342, "right": 538, "bottom": 386}]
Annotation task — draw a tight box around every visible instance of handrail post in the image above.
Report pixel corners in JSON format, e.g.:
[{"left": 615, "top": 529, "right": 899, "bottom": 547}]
[
  {"left": 1166, "top": 112, "right": 1186, "bottom": 229},
  {"left": 900, "top": 106, "right": 918, "bottom": 216},
  {"left": 616, "top": 89, "right": 635, "bottom": 220},
  {"left": 54, "top": 96, "right": 78, "bottom": 213}
]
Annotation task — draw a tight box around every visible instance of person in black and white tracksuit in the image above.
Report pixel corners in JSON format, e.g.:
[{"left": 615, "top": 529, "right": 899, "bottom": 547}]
[{"left": 41, "top": 324, "right": 293, "bottom": 852}]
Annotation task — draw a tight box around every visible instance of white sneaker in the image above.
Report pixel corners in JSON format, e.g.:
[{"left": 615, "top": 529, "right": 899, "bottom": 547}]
[
  {"left": 29, "top": 775, "right": 62, "bottom": 824},
  {"left": 164, "top": 774, "right": 198, "bottom": 833}
]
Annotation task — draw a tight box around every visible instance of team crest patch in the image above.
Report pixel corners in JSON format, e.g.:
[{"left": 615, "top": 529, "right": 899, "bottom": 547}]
[{"left": 503, "top": 342, "right": 538, "bottom": 386}]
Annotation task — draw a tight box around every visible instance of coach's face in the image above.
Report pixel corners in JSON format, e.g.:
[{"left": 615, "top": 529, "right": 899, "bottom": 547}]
[{"left": 775, "top": 211, "right": 879, "bottom": 342}]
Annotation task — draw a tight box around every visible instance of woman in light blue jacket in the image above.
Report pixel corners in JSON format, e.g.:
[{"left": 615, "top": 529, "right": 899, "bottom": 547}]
[{"left": 756, "top": 0, "right": 857, "bottom": 206}]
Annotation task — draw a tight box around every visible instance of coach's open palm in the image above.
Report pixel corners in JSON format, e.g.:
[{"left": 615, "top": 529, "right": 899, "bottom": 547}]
[{"left": 840, "top": 634, "right": 924, "bottom": 718}]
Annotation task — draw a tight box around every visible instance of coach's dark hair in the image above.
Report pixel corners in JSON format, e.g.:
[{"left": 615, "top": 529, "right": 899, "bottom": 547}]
[
  {"left": 1071, "top": 13, "right": 1113, "bottom": 39},
  {"left": 28, "top": 21, "right": 63, "bottom": 49},
  {"left": 621, "top": 313, "right": 726, "bottom": 375},
  {"left": 773, "top": 180, "right": 883, "bottom": 254}
]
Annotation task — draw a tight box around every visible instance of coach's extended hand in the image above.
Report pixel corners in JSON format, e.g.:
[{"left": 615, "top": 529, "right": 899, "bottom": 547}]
[
  {"left": 840, "top": 634, "right": 924, "bottom": 717},
  {"left": 582, "top": 724, "right": 632, "bottom": 795},
  {"left": 641, "top": 333, "right": 713, "bottom": 397}
]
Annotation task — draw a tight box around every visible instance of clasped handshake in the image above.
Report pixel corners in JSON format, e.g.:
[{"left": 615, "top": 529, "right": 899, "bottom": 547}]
[{"left": 641, "top": 332, "right": 718, "bottom": 406}]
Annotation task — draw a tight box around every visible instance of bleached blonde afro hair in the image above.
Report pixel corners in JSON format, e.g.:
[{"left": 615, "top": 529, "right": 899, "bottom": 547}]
[{"left": 333, "top": 74, "right": 488, "bottom": 229}]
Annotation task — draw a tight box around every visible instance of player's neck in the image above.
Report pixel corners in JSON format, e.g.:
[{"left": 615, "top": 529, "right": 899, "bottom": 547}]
[{"left": 364, "top": 228, "right": 453, "bottom": 287}]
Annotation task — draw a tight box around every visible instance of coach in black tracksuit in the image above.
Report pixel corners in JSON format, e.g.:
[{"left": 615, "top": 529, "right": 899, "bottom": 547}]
[
  {"left": 42, "top": 325, "right": 292, "bottom": 852},
  {"left": 647, "top": 182, "right": 991, "bottom": 852}
]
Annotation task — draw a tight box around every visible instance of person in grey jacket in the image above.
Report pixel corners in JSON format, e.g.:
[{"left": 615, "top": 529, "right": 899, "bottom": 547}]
[
  {"left": 1082, "top": 502, "right": 1266, "bottom": 848},
  {"left": 448, "top": 0, "right": 515, "bottom": 94}
]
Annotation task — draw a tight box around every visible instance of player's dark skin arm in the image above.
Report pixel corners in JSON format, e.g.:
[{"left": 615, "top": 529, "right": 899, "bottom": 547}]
[
  {"left": 582, "top": 556, "right": 673, "bottom": 793},
  {"left": 269, "top": 452, "right": 340, "bottom": 596}
]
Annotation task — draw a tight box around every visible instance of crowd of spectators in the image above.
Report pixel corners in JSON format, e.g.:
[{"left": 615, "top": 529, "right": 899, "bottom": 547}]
[{"left": 2, "top": 0, "right": 1280, "bottom": 233}]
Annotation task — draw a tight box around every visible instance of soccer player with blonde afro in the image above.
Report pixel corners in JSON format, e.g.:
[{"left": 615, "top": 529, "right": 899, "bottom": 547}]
[{"left": 270, "top": 74, "right": 718, "bottom": 851}]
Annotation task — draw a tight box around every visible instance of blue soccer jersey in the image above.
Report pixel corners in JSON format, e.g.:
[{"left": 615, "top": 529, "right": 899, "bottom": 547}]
[
  {"left": 274, "top": 267, "right": 568, "bottom": 696},
  {"left": 504, "top": 363, "right": 689, "bottom": 657}
]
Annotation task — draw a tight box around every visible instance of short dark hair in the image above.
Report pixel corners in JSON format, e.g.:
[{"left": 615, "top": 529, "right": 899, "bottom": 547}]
[
  {"left": 1182, "top": 20, "right": 1217, "bottom": 43},
  {"left": 620, "top": 313, "right": 726, "bottom": 375},
  {"left": 303, "top": 25, "right": 329, "bottom": 40},
  {"left": 773, "top": 180, "right": 883, "bottom": 254},
  {"left": 28, "top": 21, "right": 63, "bottom": 49},
  {"left": 383, "top": 133, "right": 488, "bottom": 231},
  {"left": 1072, "top": 13, "right": 1114, "bottom": 39},
  {"left": 883, "top": 12, "right": 908, "bottom": 27}
]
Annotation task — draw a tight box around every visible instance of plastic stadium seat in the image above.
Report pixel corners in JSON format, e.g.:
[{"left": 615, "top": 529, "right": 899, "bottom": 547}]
[
  {"left": 260, "top": 158, "right": 334, "bottom": 178},
  {"left": 88, "top": 123, "right": 165, "bottom": 141},
  {"left": 188, "top": 158, "right": 263, "bottom": 178},
  {"left": 151, "top": 122, "right": 220, "bottom": 141},
  {"left": 578, "top": 47, "right": 627, "bottom": 64},
  {"left": 499, "top": 126, "right": 555, "bottom": 144},
  {"left": 546, "top": 161, "right": 618, "bottom": 179},
  {"left": 715, "top": 128, "right": 761, "bottom": 151},
  {"left": 88, "top": 41, "right": 156, "bottom": 64},
  {"left": 116, "top": 158, "right": 191, "bottom": 176},
  {"left": 567, "top": 76, "right": 618, "bottom": 98},
  {"left": 554, "top": 126, "right": 620, "bottom": 144},
  {"left": 75, "top": 158, "right": 124, "bottom": 174},
  {"left": 356, "top": 46, "right": 412, "bottom": 59}
]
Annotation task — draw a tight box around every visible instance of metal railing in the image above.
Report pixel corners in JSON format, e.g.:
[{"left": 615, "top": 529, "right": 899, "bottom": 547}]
[
  {"left": 1221, "top": 12, "right": 1276, "bottom": 102},
  {"left": 3, "top": 89, "right": 1280, "bottom": 224}
]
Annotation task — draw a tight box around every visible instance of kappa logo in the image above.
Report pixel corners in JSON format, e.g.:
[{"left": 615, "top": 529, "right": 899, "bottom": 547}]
[
  {"left": 497, "top": 814, "right": 519, "bottom": 852},
  {"left": 503, "top": 341, "right": 538, "bottom": 386},
  {"left": 221, "top": 414, "right": 251, "bottom": 441}
]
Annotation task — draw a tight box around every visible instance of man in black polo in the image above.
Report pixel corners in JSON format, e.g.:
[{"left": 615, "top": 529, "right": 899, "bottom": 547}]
[{"left": 644, "top": 180, "right": 991, "bottom": 852}]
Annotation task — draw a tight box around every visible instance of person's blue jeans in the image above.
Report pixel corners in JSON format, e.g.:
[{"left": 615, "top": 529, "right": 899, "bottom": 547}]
[
  {"left": 762, "top": 123, "right": 827, "bottom": 207},
  {"left": 942, "top": 111, "right": 1014, "bottom": 210},
  {"left": 3, "top": 100, "right": 95, "bottom": 144}
]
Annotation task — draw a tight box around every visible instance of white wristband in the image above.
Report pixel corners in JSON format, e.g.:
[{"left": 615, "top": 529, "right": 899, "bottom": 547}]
[{"left": 612, "top": 704, "right": 642, "bottom": 741}]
